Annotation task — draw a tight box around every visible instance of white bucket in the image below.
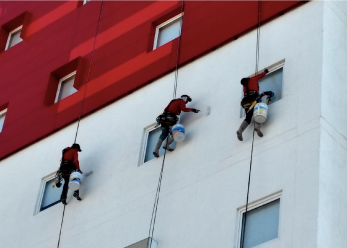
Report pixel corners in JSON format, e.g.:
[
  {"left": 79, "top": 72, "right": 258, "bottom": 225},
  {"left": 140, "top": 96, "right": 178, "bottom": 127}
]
[
  {"left": 69, "top": 171, "right": 83, "bottom": 191},
  {"left": 253, "top": 103, "right": 268, "bottom": 124},
  {"left": 172, "top": 124, "right": 185, "bottom": 142}
]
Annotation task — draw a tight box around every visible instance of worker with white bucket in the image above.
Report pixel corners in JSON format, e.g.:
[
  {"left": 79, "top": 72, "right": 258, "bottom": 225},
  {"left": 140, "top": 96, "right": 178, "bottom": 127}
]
[
  {"left": 237, "top": 68, "right": 274, "bottom": 141},
  {"left": 55, "top": 143, "right": 83, "bottom": 205},
  {"left": 153, "top": 95, "right": 200, "bottom": 158}
]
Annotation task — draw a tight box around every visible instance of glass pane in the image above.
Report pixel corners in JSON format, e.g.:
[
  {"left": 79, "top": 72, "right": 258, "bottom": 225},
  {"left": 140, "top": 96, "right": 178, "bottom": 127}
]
[
  {"left": 40, "top": 178, "right": 63, "bottom": 211},
  {"left": 157, "top": 17, "right": 182, "bottom": 48},
  {"left": 241, "top": 199, "right": 280, "bottom": 248},
  {"left": 258, "top": 68, "right": 283, "bottom": 104},
  {"left": 0, "top": 113, "right": 6, "bottom": 132},
  {"left": 57, "top": 75, "right": 77, "bottom": 102},
  {"left": 144, "top": 127, "right": 176, "bottom": 163},
  {"left": 8, "top": 29, "right": 23, "bottom": 48}
]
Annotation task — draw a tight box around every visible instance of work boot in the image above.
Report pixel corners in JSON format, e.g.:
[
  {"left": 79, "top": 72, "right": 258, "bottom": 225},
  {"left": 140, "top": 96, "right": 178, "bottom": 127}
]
[
  {"left": 73, "top": 191, "right": 82, "bottom": 201},
  {"left": 237, "top": 120, "right": 249, "bottom": 141},
  {"left": 61, "top": 196, "right": 67, "bottom": 205},
  {"left": 254, "top": 122, "right": 263, "bottom": 137},
  {"left": 163, "top": 136, "right": 174, "bottom": 152},
  {"left": 153, "top": 139, "right": 163, "bottom": 158}
]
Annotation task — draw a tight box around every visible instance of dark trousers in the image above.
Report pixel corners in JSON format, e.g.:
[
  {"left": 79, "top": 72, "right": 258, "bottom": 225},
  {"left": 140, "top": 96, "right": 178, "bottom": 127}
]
[
  {"left": 244, "top": 107, "right": 254, "bottom": 124},
  {"left": 61, "top": 174, "right": 79, "bottom": 199},
  {"left": 159, "top": 126, "right": 172, "bottom": 140}
]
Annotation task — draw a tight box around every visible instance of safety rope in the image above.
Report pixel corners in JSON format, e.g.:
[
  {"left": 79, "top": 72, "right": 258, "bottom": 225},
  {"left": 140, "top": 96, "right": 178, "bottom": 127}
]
[
  {"left": 148, "top": 1, "right": 185, "bottom": 247},
  {"left": 241, "top": 1, "right": 261, "bottom": 248},
  {"left": 73, "top": 0, "right": 105, "bottom": 144},
  {"left": 56, "top": 2, "right": 104, "bottom": 248}
]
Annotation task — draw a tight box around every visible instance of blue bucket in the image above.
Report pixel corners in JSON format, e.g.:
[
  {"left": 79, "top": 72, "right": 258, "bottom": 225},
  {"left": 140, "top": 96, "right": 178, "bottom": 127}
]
[{"left": 172, "top": 124, "right": 185, "bottom": 142}]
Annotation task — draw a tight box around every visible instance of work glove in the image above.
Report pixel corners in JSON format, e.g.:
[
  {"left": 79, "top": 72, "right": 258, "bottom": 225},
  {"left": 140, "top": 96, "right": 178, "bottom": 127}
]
[
  {"left": 191, "top": 108, "right": 200, "bottom": 113},
  {"left": 77, "top": 169, "right": 83, "bottom": 174},
  {"left": 264, "top": 68, "right": 269, "bottom": 73},
  {"left": 264, "top": 91, "right": 274, "bottom": 97}
]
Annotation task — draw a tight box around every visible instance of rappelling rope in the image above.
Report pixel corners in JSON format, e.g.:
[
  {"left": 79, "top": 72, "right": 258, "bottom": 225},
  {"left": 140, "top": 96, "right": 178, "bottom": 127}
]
[
  {"left": 241, "top": 1, "right": 261, "bottom": 248},
  {"left": 73, "top": 0, "right": 105, "bottom": 144},
  {"left": 147, "top": 1, "right": 185, "bottom": 247},
  {"left": 56, "top": 2, "right": 104, "bottom": 248}
]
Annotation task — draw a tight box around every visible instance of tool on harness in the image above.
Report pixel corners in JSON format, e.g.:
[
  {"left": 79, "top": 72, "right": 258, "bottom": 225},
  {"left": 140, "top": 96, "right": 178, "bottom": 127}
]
[{"left": 156, "top": 99, "right": 180, "bottom": 127}]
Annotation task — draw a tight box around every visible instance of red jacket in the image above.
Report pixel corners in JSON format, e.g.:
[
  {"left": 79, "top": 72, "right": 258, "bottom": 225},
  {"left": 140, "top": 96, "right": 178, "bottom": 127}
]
[
  {"left": 165, "top": 99, "right": 193, "bottom": 115},
  {"left": 63, "top": 147, "right": 80, "bottom": 170},
  {"left": 243, "top": 72, "right": 267, "bottom": 94}
]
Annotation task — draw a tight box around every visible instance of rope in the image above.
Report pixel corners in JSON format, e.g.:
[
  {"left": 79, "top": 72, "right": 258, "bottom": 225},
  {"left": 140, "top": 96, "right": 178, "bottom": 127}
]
[
  {"left": 241, "top": 1, "right": 261, "bottom": 248},
  {"left": 57, "top": 205, "right": 66, "bottom": 248},
  {"left": 56, "top": 2, "right": 104, "bottom": 248},
  {"left": 73, "top": 0, "right": 105, "bottom": 144},
  {"left": 148, "top": 1, "right": 185, "bottom": 247}
]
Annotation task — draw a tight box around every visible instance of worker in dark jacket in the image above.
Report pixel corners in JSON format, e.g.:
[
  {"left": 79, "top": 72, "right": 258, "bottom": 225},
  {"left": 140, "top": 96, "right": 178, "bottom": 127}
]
[
  {"left": 153, "top": 95, "right": 199, "bottom": 158},
  {"left": 58, "top": 143, "right": 83, "bottom": 205},
  {"left": 237, "top": 69, "right": 269, "bottom": 141}
]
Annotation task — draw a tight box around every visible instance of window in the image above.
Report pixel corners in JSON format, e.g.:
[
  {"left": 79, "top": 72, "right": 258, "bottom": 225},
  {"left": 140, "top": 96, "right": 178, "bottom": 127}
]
[
  {"left": 258, "top": 67, "right": 283, "bottom": 104},
  {"left": 0, "top": 108, "right": 7, "bottom": 132},
  {"left": 55, "top": 71, "right": 78, "bottom": 103},
  {"left": 153, "top": 13, "right": 183, "bottom": 50},
  {"left": 140, "top": 124, "right": 176, "bottom": 165},
  {"left": 237, "top": 194, "right": 281, "bottom": 248},
  {"left": 125, "top": 238, "right": 157, "bottom": 248},
  {"left": 83, "top": 0, "right": 91, "bottom": 4},
  {"left": 36, "top": 175, "right": 63, "bottom": 213},
  {"left": 5, "top": 25, "right": 23, "bottom": 50}
]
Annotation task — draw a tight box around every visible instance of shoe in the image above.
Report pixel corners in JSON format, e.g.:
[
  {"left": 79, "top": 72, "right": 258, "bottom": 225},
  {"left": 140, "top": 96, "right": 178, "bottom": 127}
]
[
  {"left": 237, "top": 120, "right": 249, "bottom": 141},
  {"left": 254, "top": 122, "right": 263, "bottom": 137},
  {"left": 61, "top": 197, "right": 67, "bottom": 205},
  {"left": 153, "top": 139, "right": 163, "bottom": 158},
  {"left": 73, "top": 191, "right": 82, "bottom": 201}
]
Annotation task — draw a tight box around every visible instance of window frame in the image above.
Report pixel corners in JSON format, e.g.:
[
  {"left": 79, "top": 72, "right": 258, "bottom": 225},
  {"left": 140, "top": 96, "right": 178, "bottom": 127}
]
[
  {"left": 83, "top": 0, "right": 91, "bottom": 4},
  {"left": 5, "top": 25, "right": 23, "bottom": 51},
  {"left": 0, "top": 108, "right": 7, "bottom": 132},
  {"left": 34, "top": 173, "right": 59, "bottom": 215},
  {"left": 235, "top": 191, "right": 282, "bottom": 248},
  {"left": 153, "top": 13, "right": 184, "bottom": 50},
  {"left": 139, "top": 123, "right": 160, "bottom": 166},
  {"left": 240, "top": 60, "right": 285, "bottom": 118},
  {"left": 54, "top": 71, "right": 77, "bottom": 103}
]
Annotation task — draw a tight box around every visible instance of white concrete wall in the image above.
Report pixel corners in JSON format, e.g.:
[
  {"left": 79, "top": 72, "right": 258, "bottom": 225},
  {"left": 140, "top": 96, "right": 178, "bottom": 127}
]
[
  {"left": 319, "top": 1, "right": 347, "bottom": 247},
  {"left": 0, "top": 2, "right": 326, "bottom": 248}
]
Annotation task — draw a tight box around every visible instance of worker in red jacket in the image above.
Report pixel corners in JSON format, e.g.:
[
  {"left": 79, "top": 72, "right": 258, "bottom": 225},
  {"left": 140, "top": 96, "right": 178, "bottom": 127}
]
[
  {"left": 153, "top": 95, "right": 200, "bottom": 158},
  {"left": 58, "top": 143, "right": 83, "bottom": 205},
  {"left": 237, "top": 69, "right": 269, "bottom": 141}
]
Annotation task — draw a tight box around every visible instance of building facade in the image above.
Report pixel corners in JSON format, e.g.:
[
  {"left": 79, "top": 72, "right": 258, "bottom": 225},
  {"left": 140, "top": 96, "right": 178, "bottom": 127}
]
[{"left": 0, "top": 1, "right": 346, "bottom": 248}]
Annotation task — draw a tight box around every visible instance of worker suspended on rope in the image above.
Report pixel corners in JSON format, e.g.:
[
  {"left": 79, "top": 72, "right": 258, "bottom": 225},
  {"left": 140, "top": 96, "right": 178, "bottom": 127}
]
[
  {"left": 237, "top": 69, "right": 274, "bottom": 141},
  {"left": 55, "top": 143, "right": 83, "bottom": 205},
  {"left": 153, "top": 95, "right": 199, "bottom": 157}
]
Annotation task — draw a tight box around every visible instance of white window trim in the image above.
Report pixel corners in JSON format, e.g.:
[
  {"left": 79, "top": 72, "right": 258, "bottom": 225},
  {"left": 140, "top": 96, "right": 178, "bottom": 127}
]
[
  {"left": 0, "top": 108, "right": 7, "bottom": 132},
  {"left": 54, "top": 71, "right": 77, "bottom": 103},
  {"left": 153, "top": 13, "right": 184, "bottom": 50},
  {"left": 34, "top": 172, "right": 57, "bottom": 215},
  {"left": 235, "top": 191, "right": 282, "bottom": 248},
  {"left": 240, "top": 59, "right": 285, "bottom": 118},
  {"left": 5, "top": 25, "right": 23, "bottom": 51},
  {"left": 138, "top": 123, "right": 160, "bottom": 166},
  {"left": 83, "top": 0, "right": 90, "bottom": 4}
]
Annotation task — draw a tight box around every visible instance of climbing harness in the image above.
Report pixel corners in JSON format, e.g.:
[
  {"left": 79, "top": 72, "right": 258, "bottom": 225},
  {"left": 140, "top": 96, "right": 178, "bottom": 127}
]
[
  {"left": 55, "top": 1, "right": 105, "bottom": 248},
  {"left": 148, "top": 1, "right": 185, "bottom": 247},
  {"left": 240, "top": 1, "right": 261, "bottom": 248}
]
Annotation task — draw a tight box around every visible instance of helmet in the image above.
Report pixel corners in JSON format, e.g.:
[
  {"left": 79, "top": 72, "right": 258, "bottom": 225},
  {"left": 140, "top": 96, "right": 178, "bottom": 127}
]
[
  {"left": 241, "top": 78, "right": 250, "bottom": 86},
  {"left": 181, "top": 95, "right": 192, "bottom": 102},
  {"left": 71, "top": 143, "right": 82, "bottom": 152}
]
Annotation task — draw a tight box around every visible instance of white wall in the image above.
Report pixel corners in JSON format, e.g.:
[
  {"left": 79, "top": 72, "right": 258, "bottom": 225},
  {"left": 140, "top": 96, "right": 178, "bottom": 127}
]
[
  {"left": 318, "top": 1, "right": 347, "bottom": 247},
  {"left": 0, "top": 2, "right": 326, "bottom": 248}
]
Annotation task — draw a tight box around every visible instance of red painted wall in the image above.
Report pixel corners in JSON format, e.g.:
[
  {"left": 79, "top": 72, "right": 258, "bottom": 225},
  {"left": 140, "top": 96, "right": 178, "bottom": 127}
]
[{"left": 0, "top": 1, "right": 302, "bottom": 160}]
